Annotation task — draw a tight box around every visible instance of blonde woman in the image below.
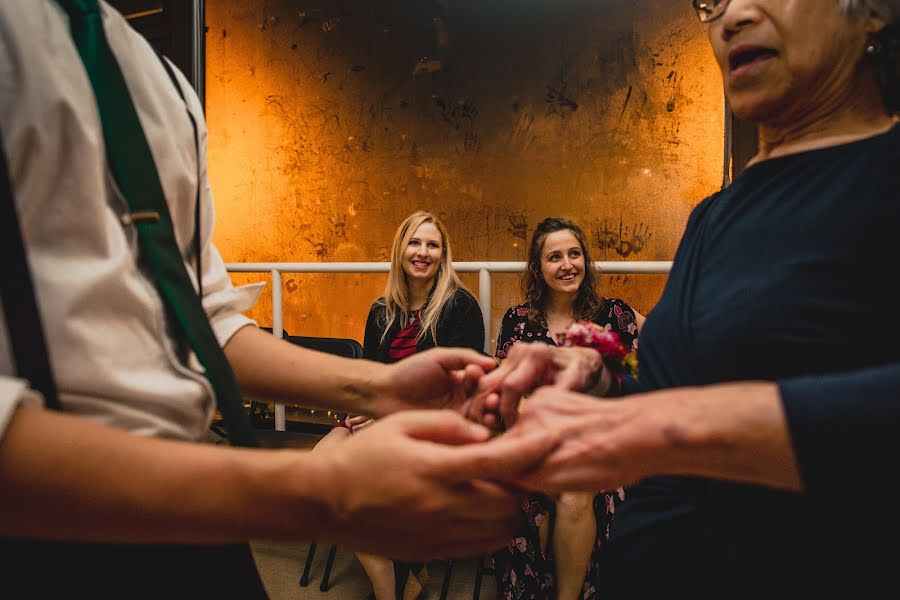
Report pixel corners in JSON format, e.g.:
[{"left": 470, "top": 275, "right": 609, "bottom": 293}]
[
  {"left": 363, "top": 210, "right": 484, "bottom": 363},
  {"left": 359, "top": 210, "right": 484, "bottom": 600}
]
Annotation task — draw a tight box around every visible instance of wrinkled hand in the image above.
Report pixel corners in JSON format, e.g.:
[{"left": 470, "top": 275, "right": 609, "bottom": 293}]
[
  {"left": 502, "top": 381, "right": 800, "bottom": 494},
  {"left": 317, "top": 410, "right": 560, "bottom": 559},
  {"left": 499, "top": 385, "right": 648, "bottom": 493},
  {"left": 371, "top": 348, "right": 498, "bottom": 417},
  {"left": 468, "top": 343, "right": 604, "bottom": 429}
]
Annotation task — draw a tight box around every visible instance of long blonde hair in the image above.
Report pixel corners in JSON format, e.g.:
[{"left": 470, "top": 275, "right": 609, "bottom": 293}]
[{"left": 380, "top": 211, "right": 463, "bottom": 345}]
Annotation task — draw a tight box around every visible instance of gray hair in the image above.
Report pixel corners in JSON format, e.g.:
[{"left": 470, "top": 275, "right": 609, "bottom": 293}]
[
  {"left": 839, "top": 0, "right": 899, "bottom": 114},
  {"left": 838, "top": 0, "right": 898, "bottom": 19}
]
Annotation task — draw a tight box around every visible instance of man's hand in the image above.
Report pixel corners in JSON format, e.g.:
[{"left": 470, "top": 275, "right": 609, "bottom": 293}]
[
  {"left": 315, "top": 410, "right": 560, "bottom": 559},
  {"left": 369, "top": 348, "right": 498, "bottom": 417},
  {"left": 468, "top": 343, "right": 605, "bottom": 429}
]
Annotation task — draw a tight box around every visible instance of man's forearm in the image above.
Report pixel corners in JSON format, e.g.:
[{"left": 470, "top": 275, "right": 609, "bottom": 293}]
[
  {"left": 224, "top": 325, "right": 379, "bottom": 415},
  {"left": 0, "top": 406, "right": 336, "bottom": 543}
]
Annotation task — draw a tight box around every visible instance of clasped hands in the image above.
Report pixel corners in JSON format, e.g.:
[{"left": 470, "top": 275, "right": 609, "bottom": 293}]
[
  {"left": 463, "top": 342, "right": 636, "bottom": 494},
  {"left": 311, "top": 344, "right": 641, "bottom": 559}
]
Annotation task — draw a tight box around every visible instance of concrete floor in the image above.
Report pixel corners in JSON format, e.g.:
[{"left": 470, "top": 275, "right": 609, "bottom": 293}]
[{"left": 252, "top": 541, "right": 496, "bottom": 600}]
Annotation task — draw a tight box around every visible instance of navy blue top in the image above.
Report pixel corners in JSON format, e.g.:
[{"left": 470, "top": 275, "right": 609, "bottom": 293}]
[{"left": 600, "top": 124, "right": 900, "bottom": 598}]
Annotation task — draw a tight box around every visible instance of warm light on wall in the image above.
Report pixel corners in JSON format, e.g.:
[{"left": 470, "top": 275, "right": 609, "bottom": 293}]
[{"left": 205, "top": 0, "right": 724, "bottom": 344}]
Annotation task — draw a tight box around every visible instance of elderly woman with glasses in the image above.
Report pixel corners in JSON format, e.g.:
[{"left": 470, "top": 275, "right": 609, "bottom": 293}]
[{"left": 476, "top": 1, "right": 900, "bottom": 597}]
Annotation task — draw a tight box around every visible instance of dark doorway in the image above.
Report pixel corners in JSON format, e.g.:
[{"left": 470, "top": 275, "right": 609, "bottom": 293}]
[{"left": 107, "top": 0, "right": 203, "bottom": 102}]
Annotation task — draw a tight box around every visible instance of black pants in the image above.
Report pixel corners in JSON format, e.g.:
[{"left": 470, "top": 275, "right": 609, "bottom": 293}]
[{"left": 0, "top": 539, "right": 268, "bottom": 599}]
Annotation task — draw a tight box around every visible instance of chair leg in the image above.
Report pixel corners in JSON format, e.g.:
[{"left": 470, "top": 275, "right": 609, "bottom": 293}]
[
  {"left": 299, "top": 542, "right": 317, "bottom": 587},
  {"left": 472, "top": 556, "right": 484, "bottom": 600},
  {"left": 320, "top": 544, "right": 338, "bottom": 592},
  {"left": 440, "top": 559, "right": 454, "bottom": 600},
  {"left": 209, "top": 423, "right": 228, "bottom": 439}
]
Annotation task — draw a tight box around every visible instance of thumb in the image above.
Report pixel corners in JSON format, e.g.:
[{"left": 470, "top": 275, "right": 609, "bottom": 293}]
[
  {"left": 553, "top": 359, "right": 590, "bottom": 391},
  {"left": 431, "top": 427, "right": 560, "bottom": 483},
  {"left": 394, "top": 410, "right": 493, "bottom": 446}
]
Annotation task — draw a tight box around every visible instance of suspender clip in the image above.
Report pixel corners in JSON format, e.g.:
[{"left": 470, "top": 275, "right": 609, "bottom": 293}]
[{"left": 121, "top": 211, "right": 161, "bottom": 226}]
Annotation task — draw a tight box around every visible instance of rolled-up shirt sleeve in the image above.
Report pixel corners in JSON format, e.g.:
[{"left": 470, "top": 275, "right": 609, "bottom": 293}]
[
  {"left": 0, "top": 376, "right": 43, "bottom": 440},
  {"left": 200, "top": 243, "right": 265, "bottom": 347},
  {"left": 778, "top": 362, "right": 900, "bottom": 497}
]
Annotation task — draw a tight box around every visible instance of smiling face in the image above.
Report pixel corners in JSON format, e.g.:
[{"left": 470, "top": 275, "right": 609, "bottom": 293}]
[
  {"left": 539, "top": 229, "right": 586, "bottom": 298},
  {"left": 401, "top": 221, "right": 443, "bottom": 285},
  {"left": 707, "top": 0, "right": 875, "bottom": 123}
]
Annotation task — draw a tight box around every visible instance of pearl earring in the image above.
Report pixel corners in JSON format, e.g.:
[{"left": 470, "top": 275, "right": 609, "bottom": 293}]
[{"left": 866, "top": 41, "right": 882, "bottom": 56}]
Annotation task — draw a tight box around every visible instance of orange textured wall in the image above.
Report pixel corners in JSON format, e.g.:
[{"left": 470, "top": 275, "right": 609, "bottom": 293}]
[{"left": 205, "top": 0, "right": 724, "bottom": 348}]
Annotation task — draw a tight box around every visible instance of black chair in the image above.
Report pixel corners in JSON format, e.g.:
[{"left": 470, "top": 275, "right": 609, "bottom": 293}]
[
  {"left": 284, "top": 334, "right": 364, "bottom": 359},
  {"left": 261, "top": 327, "right": 364, "bottom": 360},
  {"left": 284, "top": 334, "right": 363, "bottom": 591},
  {"left": 209, "top": 330, "right": 363, "bottom": 589},
  {"left": 286, "top": 336, "right": 462, "bottom": 597},
  {"left": 440, "top": 559, "right": 455, "bottom": 600},
  {"left": 300, "top": 541, "right": 338, "bottom": 591},
  {"left": 249, "top": 331, "right": 364, "bottom": 428}
]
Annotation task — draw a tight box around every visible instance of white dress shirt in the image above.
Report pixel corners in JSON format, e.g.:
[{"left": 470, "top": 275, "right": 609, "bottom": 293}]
[{"left": 0, "top": 0, "right": 263, "bottom": 441}]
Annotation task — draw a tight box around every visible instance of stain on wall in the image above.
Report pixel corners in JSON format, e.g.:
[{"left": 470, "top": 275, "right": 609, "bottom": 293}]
[{"left": 206, "top": 0, "right": 724, "bottom": 348}]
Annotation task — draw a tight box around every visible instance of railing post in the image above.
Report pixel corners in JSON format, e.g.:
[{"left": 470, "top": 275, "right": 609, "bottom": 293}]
[
  {"left": 271, "top": 269, "right": 286, "bottom": 432},
  {"left": 479, "top": 268, "right": 491, "bottom": 354}
]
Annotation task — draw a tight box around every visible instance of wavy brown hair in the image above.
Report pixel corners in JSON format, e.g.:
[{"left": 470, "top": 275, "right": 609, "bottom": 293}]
[{"left": 521, "top": 218, "right": 605, "bottom": 326}]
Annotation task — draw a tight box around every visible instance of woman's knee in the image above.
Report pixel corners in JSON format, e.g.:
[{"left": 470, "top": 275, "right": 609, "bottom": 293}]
[{"left": 556, "top": 492, "right": 594, "bottom": 518}]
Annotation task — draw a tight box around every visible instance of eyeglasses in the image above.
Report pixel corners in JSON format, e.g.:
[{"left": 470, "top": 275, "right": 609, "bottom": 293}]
[{"left": 692, "top": 0, "right": 731, "bottom": 23}]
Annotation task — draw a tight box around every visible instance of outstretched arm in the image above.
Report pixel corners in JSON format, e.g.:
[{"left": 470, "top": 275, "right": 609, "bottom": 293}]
[
  {"left": 506, "top": 381, "right": 802, "bottom": 493},
  {"left": 504, "top": 361, "right": 900, "bottom": 496},
  {"left": 224, "top": 324, "right": 497, "bottom": 418},
  {"left": 0, "top": 405, "right": 558, "bottom": 558}
]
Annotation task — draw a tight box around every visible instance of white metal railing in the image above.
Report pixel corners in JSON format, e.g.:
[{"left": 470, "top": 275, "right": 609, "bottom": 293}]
[{"left": 226, "top": 261, "right": 672, "bottom": 430}]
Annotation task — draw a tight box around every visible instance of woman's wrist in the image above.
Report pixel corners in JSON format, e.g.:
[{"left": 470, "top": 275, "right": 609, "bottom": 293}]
[
  {"left": 558, "top": 321, "right": 638, "bottom": 394},
  {"left": 585, "top": 362, "right": 615, "bottom": 397}
]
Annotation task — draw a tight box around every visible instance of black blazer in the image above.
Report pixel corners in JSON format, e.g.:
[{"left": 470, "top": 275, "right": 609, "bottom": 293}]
[{"left": 363, "top": 288, "right": 485, "bottom": 363}]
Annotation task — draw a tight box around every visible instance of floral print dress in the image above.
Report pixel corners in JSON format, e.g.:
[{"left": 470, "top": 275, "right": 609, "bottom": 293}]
[{"left": 493, "top": 299, "right": 639, "bottom": 600}]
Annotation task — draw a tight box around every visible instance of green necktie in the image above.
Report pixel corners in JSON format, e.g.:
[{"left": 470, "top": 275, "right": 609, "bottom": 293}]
[{"left": 56, "top": 0, "right": 258, "bottom": 447}]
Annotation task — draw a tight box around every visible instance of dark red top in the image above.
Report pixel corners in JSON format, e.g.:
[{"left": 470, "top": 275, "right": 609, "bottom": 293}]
[{"left": 387, "top": 310, "right": 421, "bottom": 361}]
